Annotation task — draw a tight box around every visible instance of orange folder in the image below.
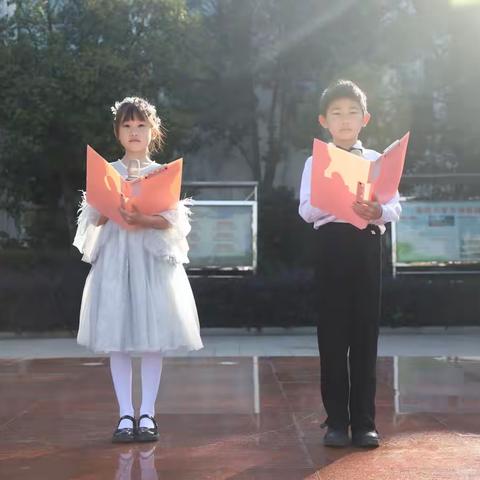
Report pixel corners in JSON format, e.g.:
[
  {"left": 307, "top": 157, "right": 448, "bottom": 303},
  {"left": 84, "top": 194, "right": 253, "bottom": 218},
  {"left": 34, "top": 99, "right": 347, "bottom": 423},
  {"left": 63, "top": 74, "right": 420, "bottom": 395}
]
[
  {"left": 311, "top": 132, "right": 409, "bottom": 229},
  {"left": 86, "top": 145, "right": 183, "bottom": 230},
  {"left": 371, "top": 132, "right": 410, "bottom": 204}
]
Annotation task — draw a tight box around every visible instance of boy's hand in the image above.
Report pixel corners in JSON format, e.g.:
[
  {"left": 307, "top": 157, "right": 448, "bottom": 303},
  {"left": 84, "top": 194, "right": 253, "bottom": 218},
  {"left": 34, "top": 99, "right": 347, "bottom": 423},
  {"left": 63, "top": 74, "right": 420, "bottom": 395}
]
[
  {"left": 119, "top": 204, "right": 146, "bottom": 227},
  {"left": 352, "top": 199, "right": 383, "bottom": 221}
]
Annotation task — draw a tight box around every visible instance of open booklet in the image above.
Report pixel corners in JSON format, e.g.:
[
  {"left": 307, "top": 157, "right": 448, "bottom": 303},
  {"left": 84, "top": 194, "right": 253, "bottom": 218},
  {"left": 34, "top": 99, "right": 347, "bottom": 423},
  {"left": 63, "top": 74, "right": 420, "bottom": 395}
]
[
  {"left": 310, "top": 132, "right": 409, "bottom": 229},
  {"left": 86, "top": 145, "right": 183, "bottom": 230}
]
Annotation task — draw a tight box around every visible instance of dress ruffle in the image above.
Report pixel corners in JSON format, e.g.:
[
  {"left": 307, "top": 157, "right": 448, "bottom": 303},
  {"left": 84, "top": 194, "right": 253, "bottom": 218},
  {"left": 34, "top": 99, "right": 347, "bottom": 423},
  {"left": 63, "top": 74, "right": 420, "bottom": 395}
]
[
  {"left": 72, "top": 192, "right": 107, "bottom": 264},
  {"left": 143, "top": 199, "right": 193, "bottom": 265},
  {"left": 73, "top": 193, "right": 193, "bottom": 266}
]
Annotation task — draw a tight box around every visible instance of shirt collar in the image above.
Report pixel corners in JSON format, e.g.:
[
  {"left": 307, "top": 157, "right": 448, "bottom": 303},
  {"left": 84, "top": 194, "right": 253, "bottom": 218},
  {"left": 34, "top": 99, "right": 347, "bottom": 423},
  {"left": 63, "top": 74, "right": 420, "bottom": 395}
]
[
  {"left": 351, "top": 140, "right": 363, "bottom": 151},
  {"left": 333, "top": 140, "right": 364, "bottom": 153}
]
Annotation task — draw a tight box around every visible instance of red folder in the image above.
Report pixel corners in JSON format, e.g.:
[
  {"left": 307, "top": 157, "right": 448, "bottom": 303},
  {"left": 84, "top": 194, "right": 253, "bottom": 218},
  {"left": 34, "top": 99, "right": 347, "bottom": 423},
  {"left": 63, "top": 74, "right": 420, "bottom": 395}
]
[
  {"left": 311, "top": 132, "right": 409, "bottom": 229},
  {"left": 86, "top": 145, "right": 183, "bottom": 230},
  {"left": 371, "top": 132, "right": 410, "bottom": 204}
]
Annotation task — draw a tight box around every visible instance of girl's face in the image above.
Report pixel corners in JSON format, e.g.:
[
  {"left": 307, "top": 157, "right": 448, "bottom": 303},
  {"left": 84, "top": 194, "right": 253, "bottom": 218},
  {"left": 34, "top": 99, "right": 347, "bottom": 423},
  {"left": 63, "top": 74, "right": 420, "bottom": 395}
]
[
  {"left": 117, "top": 116, "right": 152, "bottom": 155},
  {"left": 319, "top": 97, "right": 370, "bottom": 145}
]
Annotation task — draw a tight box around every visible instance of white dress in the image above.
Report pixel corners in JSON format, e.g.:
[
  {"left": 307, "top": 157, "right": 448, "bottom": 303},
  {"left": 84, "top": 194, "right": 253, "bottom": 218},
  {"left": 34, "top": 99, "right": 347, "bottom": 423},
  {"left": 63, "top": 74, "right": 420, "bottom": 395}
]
[{"left": 73, "top": 160, "right": 203, "bottom": 354}]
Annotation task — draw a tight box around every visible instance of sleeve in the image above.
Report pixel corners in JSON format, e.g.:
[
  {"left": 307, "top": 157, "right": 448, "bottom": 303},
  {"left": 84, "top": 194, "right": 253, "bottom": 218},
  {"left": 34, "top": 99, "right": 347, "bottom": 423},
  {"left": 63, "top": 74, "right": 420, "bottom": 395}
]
[
  {"left": 371, "top": 191, "right": 402, "bottom": 225},
  {"left": 143, "top": 198, "right": 193, "bottom": 264},
  {"left": 154, "top": 199, "right": 192, "bottom": 237},
  {"left": 298, "top": 156, "right": 334, "bottom": 224},
  {"left": 72, "top": 192, "right": 105, "bottom": 264}
]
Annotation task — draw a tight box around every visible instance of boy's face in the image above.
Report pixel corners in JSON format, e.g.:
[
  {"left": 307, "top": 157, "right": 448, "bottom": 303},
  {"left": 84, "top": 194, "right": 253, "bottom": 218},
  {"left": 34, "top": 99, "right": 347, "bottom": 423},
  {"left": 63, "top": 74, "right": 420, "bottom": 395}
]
[{"left": 318, "top": 97, "right": 370, "bottom": 146}]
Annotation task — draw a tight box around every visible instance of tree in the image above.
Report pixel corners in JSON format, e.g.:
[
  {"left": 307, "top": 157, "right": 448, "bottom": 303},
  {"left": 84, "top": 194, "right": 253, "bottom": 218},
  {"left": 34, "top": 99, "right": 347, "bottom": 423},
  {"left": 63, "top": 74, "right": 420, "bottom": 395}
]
[{"left": 0, "top": 0, "right": 199, "bottom": 244}]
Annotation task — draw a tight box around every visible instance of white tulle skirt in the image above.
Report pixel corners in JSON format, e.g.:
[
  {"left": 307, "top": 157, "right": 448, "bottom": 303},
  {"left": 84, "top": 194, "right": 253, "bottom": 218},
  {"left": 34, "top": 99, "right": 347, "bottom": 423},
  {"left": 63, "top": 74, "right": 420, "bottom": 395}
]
[{"left": 74, "top": 192, "right": 203, "bottom": 354}]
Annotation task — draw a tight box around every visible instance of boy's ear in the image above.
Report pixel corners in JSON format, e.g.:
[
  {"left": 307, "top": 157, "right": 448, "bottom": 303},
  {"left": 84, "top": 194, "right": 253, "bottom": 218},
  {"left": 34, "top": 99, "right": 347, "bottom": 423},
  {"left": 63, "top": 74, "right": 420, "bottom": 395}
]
[
  {"left": 318, "top": 115, "right": 328, "bottom": 129},
  {"left": 362, "top": 112, "right": 371, "bottom": 127}
]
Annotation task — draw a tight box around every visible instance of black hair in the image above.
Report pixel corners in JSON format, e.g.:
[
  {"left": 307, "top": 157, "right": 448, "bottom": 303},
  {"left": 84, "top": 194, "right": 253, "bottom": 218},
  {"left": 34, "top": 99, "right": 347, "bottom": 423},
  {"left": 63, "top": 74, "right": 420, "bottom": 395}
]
[{"left": 319, "top": 79, "right": 368, "bottom": 116}]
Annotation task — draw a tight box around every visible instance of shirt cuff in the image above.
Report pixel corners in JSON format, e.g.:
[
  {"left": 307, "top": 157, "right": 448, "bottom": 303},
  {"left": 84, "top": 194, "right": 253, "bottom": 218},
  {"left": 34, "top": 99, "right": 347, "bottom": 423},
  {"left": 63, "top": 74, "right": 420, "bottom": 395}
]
[{"left": 371, "top": 205, "right": 386, "bottom": 225}]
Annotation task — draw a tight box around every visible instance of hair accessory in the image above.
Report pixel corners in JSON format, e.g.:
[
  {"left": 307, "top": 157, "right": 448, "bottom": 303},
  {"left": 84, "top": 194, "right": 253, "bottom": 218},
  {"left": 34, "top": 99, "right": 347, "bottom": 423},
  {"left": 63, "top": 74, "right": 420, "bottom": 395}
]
[{"left": 110, "top": 97, "right": 159, "bottom": 126}]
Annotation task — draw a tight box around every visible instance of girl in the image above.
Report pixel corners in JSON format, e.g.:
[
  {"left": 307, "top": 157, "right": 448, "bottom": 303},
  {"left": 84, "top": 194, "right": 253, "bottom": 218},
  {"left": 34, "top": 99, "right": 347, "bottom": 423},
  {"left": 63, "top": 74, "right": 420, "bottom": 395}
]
[{"left": 73, "top": 97, "right": 203, "bottom": 443}]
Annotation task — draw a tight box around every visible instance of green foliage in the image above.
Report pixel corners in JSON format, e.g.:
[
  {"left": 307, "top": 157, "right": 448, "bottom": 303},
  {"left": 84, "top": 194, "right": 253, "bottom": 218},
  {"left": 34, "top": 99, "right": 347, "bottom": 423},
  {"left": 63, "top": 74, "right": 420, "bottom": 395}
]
[
  {"left": 0, "top": 0, "right": 198, "bottom": 241},
  {"left": 1, "top": 0, "right": 479, "bottom": 252}
]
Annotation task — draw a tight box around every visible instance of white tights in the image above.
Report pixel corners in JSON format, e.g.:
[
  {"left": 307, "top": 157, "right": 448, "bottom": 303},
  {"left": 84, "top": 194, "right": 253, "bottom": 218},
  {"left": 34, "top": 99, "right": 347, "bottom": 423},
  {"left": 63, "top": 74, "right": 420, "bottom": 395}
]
[{"left": 110, "top": 352, "right": 164, "bottom": 429}]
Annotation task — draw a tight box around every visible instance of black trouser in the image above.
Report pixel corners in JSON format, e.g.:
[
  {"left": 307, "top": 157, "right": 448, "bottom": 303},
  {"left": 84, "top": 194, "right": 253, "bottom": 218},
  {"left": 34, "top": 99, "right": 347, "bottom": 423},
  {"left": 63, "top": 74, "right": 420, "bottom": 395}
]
[{"left": 314, "top": 222, "right": 381, "bottom": 432}]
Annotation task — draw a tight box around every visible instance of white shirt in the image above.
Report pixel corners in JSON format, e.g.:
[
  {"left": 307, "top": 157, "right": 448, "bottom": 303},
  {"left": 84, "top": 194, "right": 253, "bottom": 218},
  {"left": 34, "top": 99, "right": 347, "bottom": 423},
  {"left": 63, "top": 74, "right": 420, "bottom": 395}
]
[{"left": 298, "top": 140, "right": 401, "bottom": 234}]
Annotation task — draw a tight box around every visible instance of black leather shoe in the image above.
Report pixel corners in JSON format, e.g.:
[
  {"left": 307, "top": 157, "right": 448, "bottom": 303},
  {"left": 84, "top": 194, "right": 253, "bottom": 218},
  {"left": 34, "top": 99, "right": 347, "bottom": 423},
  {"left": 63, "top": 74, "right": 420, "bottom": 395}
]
[
  {"left": 352, "top": 430, "right": 380, "bottom": 448},
  {"left": 323, "top": 427, "right": 350, "bottom": 447},
  {"left": 112, "top": 415, "right": 136, "bottom": 443},
  {"left": 136, "top": 414, "right": 159, "bottom": 442}
]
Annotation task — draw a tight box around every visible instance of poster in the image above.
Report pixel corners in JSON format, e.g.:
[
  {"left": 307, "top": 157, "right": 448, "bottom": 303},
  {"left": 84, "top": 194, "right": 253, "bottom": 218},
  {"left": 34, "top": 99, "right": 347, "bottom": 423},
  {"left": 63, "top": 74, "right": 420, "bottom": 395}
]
[
  {"left": 188, "top": 201, "right": 256, "bottom": 270},
  {"left": 395, "top": 201, "right": 480, "bottom": 264}
]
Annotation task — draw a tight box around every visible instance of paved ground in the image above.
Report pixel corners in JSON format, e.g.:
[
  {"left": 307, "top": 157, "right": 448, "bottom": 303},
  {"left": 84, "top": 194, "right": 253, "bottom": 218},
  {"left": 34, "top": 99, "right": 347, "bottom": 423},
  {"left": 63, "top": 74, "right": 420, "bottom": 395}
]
[
  {"left": 0, "top": 327, "right": 479, "bottom": 358},
  {"left": 1, "top": 355, "right": 479, "bottom": 479}
]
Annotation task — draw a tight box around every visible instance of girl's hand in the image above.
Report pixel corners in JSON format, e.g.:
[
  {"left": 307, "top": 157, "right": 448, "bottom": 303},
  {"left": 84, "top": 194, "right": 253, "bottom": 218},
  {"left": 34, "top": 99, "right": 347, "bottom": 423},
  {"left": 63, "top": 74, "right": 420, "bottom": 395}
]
[
  {"left": 118, "top": 202, "right": 171, "bottom": 229},
  {"left": 97, "top": 215, "right": 109, "bottom": 226},
  {"left": 119, "top": 205, "right": 146, "bottom": 227},
  {"left": 352, "top": 199, "right": 383, "bottom": 221}
]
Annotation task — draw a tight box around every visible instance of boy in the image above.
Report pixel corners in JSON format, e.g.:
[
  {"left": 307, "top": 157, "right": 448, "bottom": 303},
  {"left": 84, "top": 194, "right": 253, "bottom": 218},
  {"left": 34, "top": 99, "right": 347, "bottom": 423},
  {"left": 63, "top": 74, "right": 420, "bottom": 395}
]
[{"left": 299, "top": 80, "right": 401, "bottom": 448}]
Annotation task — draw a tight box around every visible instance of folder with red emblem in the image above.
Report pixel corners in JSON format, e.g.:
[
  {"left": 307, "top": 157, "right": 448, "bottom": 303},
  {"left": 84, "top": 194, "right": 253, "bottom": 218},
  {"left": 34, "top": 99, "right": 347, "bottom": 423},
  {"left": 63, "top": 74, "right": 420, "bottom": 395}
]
[{"left": 310, "top": 132, "right": 409, "bottom": 229}]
